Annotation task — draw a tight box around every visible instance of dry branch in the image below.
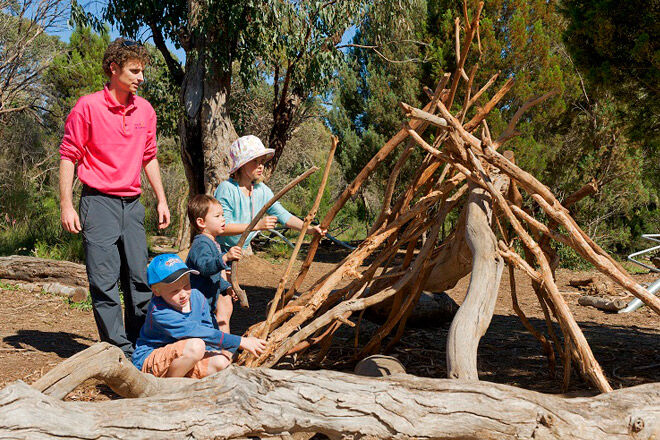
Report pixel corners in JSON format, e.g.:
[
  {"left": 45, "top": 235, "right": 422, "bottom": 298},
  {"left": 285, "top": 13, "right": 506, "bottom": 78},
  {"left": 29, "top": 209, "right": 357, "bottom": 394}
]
[
  {"left": 230, "top": 166, "right": 318, "bottom": 308},
  {"left": 263, "top": 138, "right": 337, "bottom": 336}
]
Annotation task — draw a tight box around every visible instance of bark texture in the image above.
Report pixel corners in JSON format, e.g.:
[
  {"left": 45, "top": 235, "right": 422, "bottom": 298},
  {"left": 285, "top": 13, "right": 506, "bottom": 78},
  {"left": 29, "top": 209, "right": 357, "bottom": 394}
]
[
  {"left": 180, "top": 53, "right": 236, "bottom": 197},
  {"left": 0, "top": 255, "right": 87, "bottom": 288},
  {"left": 1, "top": 344, "right": 658, "bottom": 440},
  {"left": 447, "top": 185, "right": 504, "bottom": 379}
]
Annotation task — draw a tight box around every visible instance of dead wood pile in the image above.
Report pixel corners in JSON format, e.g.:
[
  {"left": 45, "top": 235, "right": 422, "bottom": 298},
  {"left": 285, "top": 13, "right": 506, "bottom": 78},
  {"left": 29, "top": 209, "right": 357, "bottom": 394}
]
[{"left": 232, "top": 3, "right": 660, "bottom": 394}]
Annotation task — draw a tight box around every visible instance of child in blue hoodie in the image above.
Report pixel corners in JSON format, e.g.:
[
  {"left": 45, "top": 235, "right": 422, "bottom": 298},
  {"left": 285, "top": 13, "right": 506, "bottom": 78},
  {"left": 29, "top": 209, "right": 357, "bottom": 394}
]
[
  {"left": 186, "top": 194, "right": 242, "bottom": 334},
  {"left": 132, "top": 254, "right": 265, "bottom": 378}
]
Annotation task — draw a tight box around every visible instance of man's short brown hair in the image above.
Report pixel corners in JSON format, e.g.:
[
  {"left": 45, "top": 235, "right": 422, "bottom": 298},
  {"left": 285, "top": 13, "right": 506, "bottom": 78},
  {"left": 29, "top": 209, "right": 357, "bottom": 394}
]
[
  {"left": 102, "top": 38, "right": 151, "bottom": 78},
  {"left": 188, "top": 194, "right": 222, "bottom": 233}
]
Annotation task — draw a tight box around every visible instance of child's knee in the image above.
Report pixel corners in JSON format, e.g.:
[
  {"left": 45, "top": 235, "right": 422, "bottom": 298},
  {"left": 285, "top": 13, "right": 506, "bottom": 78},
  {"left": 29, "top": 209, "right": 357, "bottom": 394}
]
[
  {"left": 182, "top": 338, "right": 206, "bottom": 360},
  {"left": 207, "top": 352, "right": 232, "bottom": 374}
]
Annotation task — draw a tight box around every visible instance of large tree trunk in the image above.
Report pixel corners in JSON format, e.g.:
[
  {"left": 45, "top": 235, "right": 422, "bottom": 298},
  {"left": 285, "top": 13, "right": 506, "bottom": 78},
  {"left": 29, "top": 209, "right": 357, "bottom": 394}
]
[
  {"left": 267, "top": 90, "right": 303, "bottom": 175},
  {"left": 180, "top": 53, "right": 237, "bottom": 197},
  {"left": 446, "top": 184, "right": 504, "bottom": 379},
  {"left": 3, "top": 344, "right": 659, "bottom": 440}
]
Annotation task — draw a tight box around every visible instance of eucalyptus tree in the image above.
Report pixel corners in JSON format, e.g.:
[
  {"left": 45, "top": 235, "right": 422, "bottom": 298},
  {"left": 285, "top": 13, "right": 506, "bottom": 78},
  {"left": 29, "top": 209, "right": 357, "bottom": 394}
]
[
  {"left": 0, "top": 0, "right": 68, "bottom": 119},
  {"left": 104, "top": 0, "right": 364, "bottom": 196}
]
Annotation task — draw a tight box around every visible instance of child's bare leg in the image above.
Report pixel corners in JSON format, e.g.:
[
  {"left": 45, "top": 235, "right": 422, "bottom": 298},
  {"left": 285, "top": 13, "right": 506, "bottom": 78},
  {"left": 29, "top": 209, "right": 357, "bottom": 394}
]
[
  {"left": 165, "top": 338, "right": 205, "bottom": 377},
  {"left": 201, "top": 351, "right": 232, "bottom": 377},
  {"left": 215, "top": 294, "right": 233, "bottom": 333}
]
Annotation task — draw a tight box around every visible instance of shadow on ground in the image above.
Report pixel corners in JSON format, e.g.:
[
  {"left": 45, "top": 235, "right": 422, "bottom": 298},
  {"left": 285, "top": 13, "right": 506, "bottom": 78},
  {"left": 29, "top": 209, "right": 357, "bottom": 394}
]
[
  {"left": 233, "top": 286, "right": 659, "bottom": 395},
  {"left": 4, "top": 330, "right": 95, "bottom": 358}
]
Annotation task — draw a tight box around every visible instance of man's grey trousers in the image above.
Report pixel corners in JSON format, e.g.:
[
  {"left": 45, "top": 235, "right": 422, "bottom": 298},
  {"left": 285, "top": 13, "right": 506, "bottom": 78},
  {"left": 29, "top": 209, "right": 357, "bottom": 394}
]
[{"left": 79, "top": 185, "right": 151, "bottom": 358}]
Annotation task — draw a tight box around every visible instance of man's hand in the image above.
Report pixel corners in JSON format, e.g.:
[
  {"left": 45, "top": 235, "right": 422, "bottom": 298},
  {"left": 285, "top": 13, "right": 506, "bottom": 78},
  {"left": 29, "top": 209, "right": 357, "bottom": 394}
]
[
  {"left": 157, "top": 201, "right": 170, "bottom": 229},
  {"left": 257, "top": 216, "right": 277, "bottom": 230},
  {"left": 61, "top": 205, "right": 81, "bottom": 233},
  {"left": 239, "top": 336, "right": 267, "bottom": 356}
]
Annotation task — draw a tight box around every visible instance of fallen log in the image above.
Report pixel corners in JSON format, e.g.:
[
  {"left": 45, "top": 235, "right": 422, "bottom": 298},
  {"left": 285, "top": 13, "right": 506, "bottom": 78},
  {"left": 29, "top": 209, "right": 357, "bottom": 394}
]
[
  {"left": 364, "top": 291, "right": 459, "bottom": 327},
  {"left": 578, "top": 295, "right": 628, "bottom": 312},
  {"left": 0, "top": 256, "right": 89, "bottom": 302},
  {"left": 0, "top": 255, "right": 88, "bottom": 287},
  {"left": 3, "top": 344, "right": 659, "bottom": 440},
  {"left": 1, "top": 279, "right": 87, "bottom": 303}
]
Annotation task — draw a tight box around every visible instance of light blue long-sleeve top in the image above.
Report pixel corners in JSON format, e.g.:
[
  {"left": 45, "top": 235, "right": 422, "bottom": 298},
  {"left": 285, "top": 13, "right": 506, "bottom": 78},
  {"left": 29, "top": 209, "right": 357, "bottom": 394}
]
[
  {"left": 214, "top": 178, "right": 293, "bottom": 251},
  {"left": 132, "top": 289, "right": 241, "bottom": 371}
]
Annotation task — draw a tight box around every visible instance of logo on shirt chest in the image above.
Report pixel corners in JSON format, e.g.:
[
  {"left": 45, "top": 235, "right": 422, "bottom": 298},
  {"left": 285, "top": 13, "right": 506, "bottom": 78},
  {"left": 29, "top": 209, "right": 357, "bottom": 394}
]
[{"left": 133, "top": 121, "right": 147, "bottom": 131}]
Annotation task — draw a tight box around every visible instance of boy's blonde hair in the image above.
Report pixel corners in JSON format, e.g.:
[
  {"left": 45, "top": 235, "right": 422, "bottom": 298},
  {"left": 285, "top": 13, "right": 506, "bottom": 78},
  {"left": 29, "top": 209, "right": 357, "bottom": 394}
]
[{"left": 187, "top": 194, "right": 221, "bottom": 233}]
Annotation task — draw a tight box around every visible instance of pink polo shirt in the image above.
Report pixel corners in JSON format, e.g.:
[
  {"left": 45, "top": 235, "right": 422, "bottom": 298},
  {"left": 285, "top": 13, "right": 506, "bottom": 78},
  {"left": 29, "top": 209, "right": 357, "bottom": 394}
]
[{"left": 59, "top": 85, "right": 157, "bottom": 196}]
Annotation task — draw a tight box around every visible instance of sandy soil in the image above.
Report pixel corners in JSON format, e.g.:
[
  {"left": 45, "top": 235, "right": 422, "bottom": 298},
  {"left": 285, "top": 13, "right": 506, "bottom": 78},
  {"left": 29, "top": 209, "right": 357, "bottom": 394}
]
[{"left": 0, "top": 247, "right": 658, "bottom": 401}]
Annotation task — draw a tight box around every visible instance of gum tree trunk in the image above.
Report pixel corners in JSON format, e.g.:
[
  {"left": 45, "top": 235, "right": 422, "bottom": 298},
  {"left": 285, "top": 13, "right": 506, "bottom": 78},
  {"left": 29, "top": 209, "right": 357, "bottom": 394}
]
[{"left": 179, "top": 54, "right": 237, "bottom": 197}]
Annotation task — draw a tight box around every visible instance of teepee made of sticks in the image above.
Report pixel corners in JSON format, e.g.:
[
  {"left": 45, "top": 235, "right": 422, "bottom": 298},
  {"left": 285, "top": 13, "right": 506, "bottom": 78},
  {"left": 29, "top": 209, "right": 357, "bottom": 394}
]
[{"left": 231, "top": 2, "right": 660, "bottom": 393}]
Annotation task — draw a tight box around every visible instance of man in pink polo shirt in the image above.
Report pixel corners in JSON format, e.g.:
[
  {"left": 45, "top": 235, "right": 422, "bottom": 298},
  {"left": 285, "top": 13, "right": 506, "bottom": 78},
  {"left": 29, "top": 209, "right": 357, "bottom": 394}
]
[{"left": 59, "top": 38, "right": 170, "bottom": 359}]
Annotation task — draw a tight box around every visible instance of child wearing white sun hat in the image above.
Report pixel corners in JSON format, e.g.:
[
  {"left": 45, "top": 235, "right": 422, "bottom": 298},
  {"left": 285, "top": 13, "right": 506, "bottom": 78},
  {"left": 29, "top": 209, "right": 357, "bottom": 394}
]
[{"left": 213, "top": 135, "right": 326, "bottom": 253}]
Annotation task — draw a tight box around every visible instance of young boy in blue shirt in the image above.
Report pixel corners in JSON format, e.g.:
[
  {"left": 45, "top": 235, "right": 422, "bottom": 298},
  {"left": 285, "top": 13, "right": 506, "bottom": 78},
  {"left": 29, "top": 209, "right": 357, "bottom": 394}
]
[
  {"left": 132, "top": 254, "right": 265, "bottom": 378},
  {"left": 186, "top": 194, "right": 243, "bottom": 333}
]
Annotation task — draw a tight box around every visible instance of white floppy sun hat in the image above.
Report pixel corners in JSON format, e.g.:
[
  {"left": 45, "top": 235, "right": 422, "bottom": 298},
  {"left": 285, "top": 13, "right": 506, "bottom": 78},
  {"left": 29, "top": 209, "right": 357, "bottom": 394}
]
[{"left": 229, "top": 135, "right": 275, "bottom": 174}]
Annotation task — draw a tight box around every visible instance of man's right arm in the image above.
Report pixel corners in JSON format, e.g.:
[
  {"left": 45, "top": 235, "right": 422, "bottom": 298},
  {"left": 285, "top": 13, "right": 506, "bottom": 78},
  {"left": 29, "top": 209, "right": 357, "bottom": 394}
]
[{"left": 60, "top": 159, "right": 81, "bottom": 233}]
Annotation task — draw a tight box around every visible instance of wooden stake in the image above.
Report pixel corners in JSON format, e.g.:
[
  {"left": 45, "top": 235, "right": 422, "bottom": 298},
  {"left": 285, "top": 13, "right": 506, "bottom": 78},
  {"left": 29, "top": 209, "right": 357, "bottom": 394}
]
[{"left": 229, "top": 166, "right": 318, "bottom": 308}]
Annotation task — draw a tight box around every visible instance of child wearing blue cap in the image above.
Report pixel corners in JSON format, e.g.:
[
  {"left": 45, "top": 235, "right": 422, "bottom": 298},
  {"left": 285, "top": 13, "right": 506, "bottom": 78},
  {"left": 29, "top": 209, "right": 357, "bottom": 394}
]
[{"left": 132, "top": 254, "right": 266, "bottom": 378}]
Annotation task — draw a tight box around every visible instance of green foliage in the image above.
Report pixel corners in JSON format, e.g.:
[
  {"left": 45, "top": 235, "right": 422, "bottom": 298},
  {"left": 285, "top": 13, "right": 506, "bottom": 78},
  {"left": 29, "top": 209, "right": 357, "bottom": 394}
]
[
  {"left": 140, "top": 137, "right": 187, "bottom": 239},
  {"left": 67, "top": 294, "right": 93, "bottom": 311},
  {"left": 0, "top": 2, "right": 66, "bottom": 118},
  {"left": 561, "top": 0, "right": 659, "bottom": 108},
  {"left": 329, "top": 0, "right": 427, "bottom": 185},
  {"left": 44, "top": 26, "right": 109, "bottom": 127},
  {"left": 140, "top": 45, "right": 182, "bottom": 139}
]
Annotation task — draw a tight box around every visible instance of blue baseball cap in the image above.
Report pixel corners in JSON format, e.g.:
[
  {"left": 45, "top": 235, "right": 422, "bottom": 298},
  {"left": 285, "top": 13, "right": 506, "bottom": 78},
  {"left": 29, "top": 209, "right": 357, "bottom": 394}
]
[{"left": 147, "top": 254, "right": 199, "bottom": 286}]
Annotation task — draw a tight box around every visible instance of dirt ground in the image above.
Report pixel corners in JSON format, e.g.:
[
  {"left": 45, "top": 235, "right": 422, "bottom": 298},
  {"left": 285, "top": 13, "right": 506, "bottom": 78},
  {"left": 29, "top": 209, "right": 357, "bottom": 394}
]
[{"left": 0, "top": 245, "right": 658, "bottom": 401}]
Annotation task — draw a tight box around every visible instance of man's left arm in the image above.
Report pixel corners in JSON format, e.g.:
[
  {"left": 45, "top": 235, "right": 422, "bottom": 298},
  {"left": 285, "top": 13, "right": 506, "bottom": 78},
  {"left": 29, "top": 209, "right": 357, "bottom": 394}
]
[{"left": 144, "top": 158, "right": 170, "bottom": 229}]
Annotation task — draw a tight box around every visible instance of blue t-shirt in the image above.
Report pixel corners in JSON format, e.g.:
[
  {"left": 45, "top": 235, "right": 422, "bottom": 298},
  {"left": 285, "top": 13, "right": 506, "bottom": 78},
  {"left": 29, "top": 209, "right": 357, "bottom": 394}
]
[
  {"left": 214, "top": 178, "right": 293, "bottom": 250},
  {"left": 132, "top": 289, "right": 241, "bottom": 370}
]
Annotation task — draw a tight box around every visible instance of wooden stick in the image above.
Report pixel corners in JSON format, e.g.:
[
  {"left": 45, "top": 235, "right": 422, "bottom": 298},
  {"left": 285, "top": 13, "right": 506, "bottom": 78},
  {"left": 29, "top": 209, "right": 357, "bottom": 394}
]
[
  {"left": 261, "top": 138, "right": 337, "bottom": 337},
  {"left": 465, "top": 147, "right": 612, "bottom": 392},
  {"left": 466, "top": 71, "right": 499, "bottom": 110},
  {"left": 505, "top": 258, "right": 556, "bottom": 376},
  {"left": 357, "top": 214, "right": 446, "bottom": 359},
  {"left": 459, "top": 64, "right": 479, "bottom": 123},
  {"left": 229, "top": 166, "right": 318, "bottom": 308},
  {"left": 368, "top": 141, "right": 414, "bottom": 235},
  {"left": 494, "top": 90, "right": 559, "bottom": 147},
  {"left": 464, "top": 77, "right": 515, "bottom": 132},
  {"left": 244, "top": 191, "right": 444, "bottom": 367},
  {"left": 446, "top": 2, "right": 484, "bottom": 110},
  {"left": 285, "top": 78, "right": 448, "bottom": 300}
]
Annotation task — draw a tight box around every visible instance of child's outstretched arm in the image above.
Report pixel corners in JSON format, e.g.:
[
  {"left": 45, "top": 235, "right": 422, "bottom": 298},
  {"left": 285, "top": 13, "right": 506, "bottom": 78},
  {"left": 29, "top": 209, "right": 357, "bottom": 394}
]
[
  {"left": 285, "top": 216, "right": 327, "bottom": 236},
  {"left": 239, "top": 336, "right": 267, "bottom": 357},
  {"left": 219, "top": 217, "right": 278, "bottom": 235}
]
